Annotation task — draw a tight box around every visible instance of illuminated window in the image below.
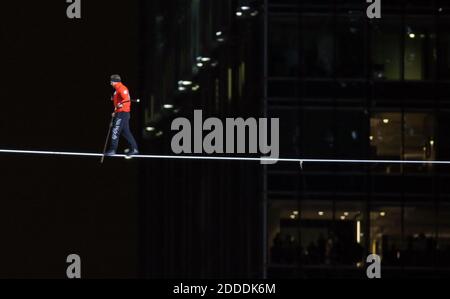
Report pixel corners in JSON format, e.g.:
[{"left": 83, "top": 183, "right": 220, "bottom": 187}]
[
  {"left": 404, "top": 18, "right": 436, "bottom": 81},
  {"left": 370, "top": 204, "right": 402, "bottom": 266},
  {"left": 370, "top": 112, "right": 435, "bottom": 162}
]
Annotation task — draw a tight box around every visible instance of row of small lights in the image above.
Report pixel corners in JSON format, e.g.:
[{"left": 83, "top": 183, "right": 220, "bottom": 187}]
[
  {"left": 156, "top": 27, "right": 225, "bottom": 130},
  {"left": 145, "top": 59, "right": 207, "bottom": 133},
  {"left": 289, "top": 211, "right": 386, "bottom": 220},
  {"left": 178, "top": 80, "right": 200, "bottom": 92},
  {"left": 408, "top": 33, "right": 427, "bottom": 39},
  {"left": 154, "top": 28, "right": 225, "bottom": 131},
  {"left": 408, "top": 6, "right": 446, "bottom": 39},
  {"left": 181, "top": 28, "right": 228, "bottom": 94},
  {"left": 236, "top": 5, "right": 259, "bottom": 17},
  {"left": 148, "top": 4, "right": 257, "bottom": 135}
]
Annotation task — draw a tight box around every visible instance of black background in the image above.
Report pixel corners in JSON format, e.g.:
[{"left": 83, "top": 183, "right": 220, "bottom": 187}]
[{"left": 0, "top": 0, "right": 140, "bottom": 278}]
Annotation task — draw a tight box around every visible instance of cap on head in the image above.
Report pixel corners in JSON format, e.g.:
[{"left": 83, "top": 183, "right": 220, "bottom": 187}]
[{"left": 110, "top": 74, "right": 122, "bottom": 83}]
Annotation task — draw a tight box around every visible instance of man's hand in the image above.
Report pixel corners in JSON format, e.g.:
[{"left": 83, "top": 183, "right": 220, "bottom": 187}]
[
  {"left": 112, "top": 112, "right": 116, "bottom": 118},
  {"left": 117, "top": 103, "right": 124, "bottom": 109}
]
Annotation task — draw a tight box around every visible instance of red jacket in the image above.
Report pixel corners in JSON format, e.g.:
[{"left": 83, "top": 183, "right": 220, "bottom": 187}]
[{"left": 112, "top": 82, "right": 131, "bottom": 113}]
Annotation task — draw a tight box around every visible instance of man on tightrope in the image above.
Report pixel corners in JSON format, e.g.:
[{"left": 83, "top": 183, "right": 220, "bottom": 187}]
[{"left": 105, "top": 74, "right": 139, "bottom": 156}]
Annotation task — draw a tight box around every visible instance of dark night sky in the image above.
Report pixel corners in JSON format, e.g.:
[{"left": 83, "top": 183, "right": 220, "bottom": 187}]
[{"left": 0, "top": 0, "right": 140, "bottom": 278}]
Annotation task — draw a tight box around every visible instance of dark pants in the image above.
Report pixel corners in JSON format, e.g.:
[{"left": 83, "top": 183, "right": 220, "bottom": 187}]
[{"left": 109, "top": 112, "right": 139, "bottom": 152}]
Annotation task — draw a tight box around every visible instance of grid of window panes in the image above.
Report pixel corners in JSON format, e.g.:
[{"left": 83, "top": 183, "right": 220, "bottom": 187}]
[{"left": 266, "top": 0, "right": 450, "bottom": 277}]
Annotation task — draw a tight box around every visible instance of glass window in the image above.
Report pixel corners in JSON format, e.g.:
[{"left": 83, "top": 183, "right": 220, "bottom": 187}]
[
  {"left": 404, "top": 18, "right": 436, "bottom": 81},
  {"left": 301, "top": 16, "right": 334, "bottom": 78},
  {"left": 372, "top": 18, "right": 402, "bottom": 80},
  {"left": 370, "top": 112, "right": 436, "bottom": 171},
  {"left": 437, "top": 112, "right": 450, "bottom": 161},
  {"left": 334, "top": 201, "right": 366, "bottom": 266},
  {"left": 403, "top": 203, "right": 437, "bottom": 267},
  {"left": 335, "top": 109, "right": 367, "bottom": 160},
  {"left": 269, "top": 199, "right": 368, "bottom": 268},
  {"left": 336, "top": 16, "right": 365, "bottom": 78},
  {"left": 438, "top": 175, "right": 450, "bottom": 200},
  {"left": 404, "top": 112, "right": 436, "bottom": 165},
  {"left": 370, "top": 203, "right": 402, "bottom": 267},
  {"left": 438, "top": 17, "right": 450, "bottom": 80},
  {"left": 268, "top": 199, "right": 334, "bottom": 266},
  {"left": 301, "top": 109, "right": 335, "bottom": 158},
  {"left": 438, "top": 203, "right": 450, "bottom": 268},
  {"left": 370, "top": 112, "right": 402, "bottom": 160},
  {"left": 270, "top": 108, "right": 367, "bottom": 160},
  {"left": 269, "top": 17, "right": 299, "bottom": 77},
  {"left": 268, "top": 108, "right": 301, "bottom": 157},
  {"left": 299, "top": 200, "right": 334, "bottom": 266},
  {"left": 268, "top": 200, "right": 302, "bottom": 265}
]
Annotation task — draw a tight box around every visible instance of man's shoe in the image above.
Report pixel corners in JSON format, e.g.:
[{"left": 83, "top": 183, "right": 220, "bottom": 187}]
[
  {"left": 127, "top": 149, "right": 140, "bottom": 156},
  {"left": 105, "top": 150, "right": 116, "bottom": 156},
  {"left": 125, "top": 149, "right": 139, "bottom": 160}
]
